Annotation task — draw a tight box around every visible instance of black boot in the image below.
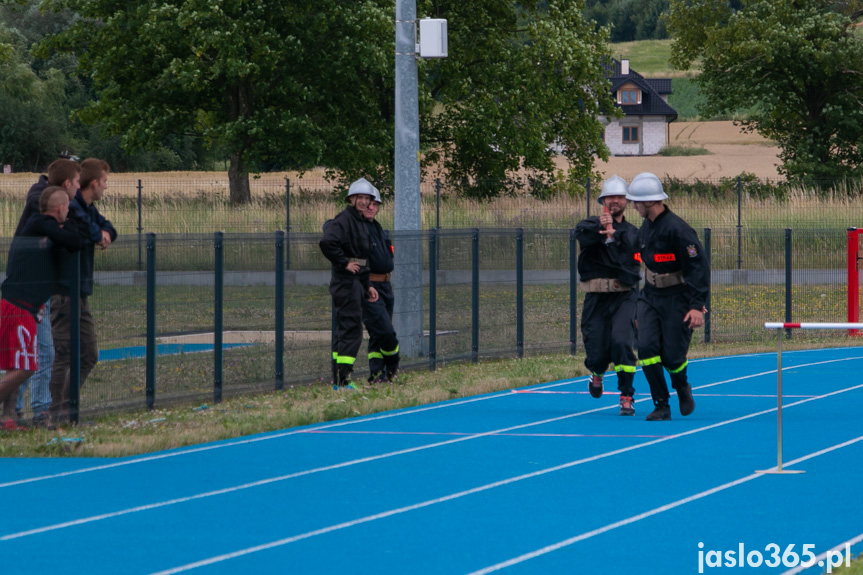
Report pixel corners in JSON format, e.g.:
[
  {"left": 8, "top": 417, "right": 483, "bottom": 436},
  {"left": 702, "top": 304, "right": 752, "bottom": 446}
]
[
  {"left": 645, "top": 402, "right": 671, "bottom": 421},
  {"left": 641, "top": 362, "right": 669, "bottom": 400},
  {"left": 368, "top": 354, "right": 387, "bottom": 383},
  {"left": 384, "top": 353, "right": 400, "bottom": 381},
  {"left": 334, "top": 364, "right": 356, "bottom": 390},
  {"left": 670, "top": 367, "right": 695, "bottom": 416}
]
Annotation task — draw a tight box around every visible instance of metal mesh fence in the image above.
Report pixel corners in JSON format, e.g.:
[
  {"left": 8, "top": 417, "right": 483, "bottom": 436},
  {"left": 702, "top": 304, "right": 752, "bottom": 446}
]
[
  {"left": 3, "top": 175, "right": 863, "bottom": 235},
  {"left": 2, "top": 221, "right": 859, "bottom": 420}
]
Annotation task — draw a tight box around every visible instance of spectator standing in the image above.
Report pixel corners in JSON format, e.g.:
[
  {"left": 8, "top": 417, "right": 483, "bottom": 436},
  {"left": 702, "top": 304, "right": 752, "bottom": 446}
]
[
  {"left": 0, "top": 187, "right": 84, "bottom": 429},
  {"left": 361, "top": 187, "right": 400, "bottom": 383},
  {"left": 49, "top": 158, "right": 117, "bottom": 423},
  {"left": 14, "top": 158, "right": 81, "bottom": 425},
  {"left": 575, "top": 175, "right": 641, "bottom": 415}
]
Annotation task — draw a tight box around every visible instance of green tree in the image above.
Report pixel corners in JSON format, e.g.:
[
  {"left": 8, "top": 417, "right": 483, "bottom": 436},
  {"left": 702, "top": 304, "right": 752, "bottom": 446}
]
[
  {"left": 40, "top": 0, "right": 394, "bottom": 203},
  {"left": 40, "top": 0, "right": 614, "bottom": 202},
  {"left": 0, "top": 22, "right": 75, "bottom": 170},
  {"left": 585, "top": 0, "right": 670, "bottom": 42},
  {"left": 421, "top": 0, "right": 618, "bottom": 197},
  {"left": 667, "top": 0, "right": 863, "bottom": 186}
]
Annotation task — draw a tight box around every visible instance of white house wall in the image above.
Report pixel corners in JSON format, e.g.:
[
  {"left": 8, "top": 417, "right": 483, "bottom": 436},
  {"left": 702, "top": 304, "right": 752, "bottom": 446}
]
[{"left": 602, "top": 116, "right": 669, "bottom": 156}]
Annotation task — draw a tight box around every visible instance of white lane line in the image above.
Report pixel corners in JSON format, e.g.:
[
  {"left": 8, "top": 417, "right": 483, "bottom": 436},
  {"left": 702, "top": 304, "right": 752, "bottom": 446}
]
[
  {"left": 0, "top": 379, "right": 577, "bottom": 489},
  {"left": 467, "top": 434, "right": 863, "bottom": 575},
  {"left": 140, "top": 383, "right": 863, "bottom": 575},
  {"left": 304, "top": 430, "right": 672, "bottom": 438},
  {"left": 0, "top": 350, "right": 842, "bottom": 488},
  {"left": 0, "top": 400, "right": 620, "bottom": 540},
  {"left": 3, "top": 360, "right": 857, "bottom": 540}
]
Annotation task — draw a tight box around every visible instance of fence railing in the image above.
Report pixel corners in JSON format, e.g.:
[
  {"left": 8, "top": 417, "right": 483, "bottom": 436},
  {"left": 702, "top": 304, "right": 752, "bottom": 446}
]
[{"left": 4, "top": 225, "right": 855, "bottom": 421}]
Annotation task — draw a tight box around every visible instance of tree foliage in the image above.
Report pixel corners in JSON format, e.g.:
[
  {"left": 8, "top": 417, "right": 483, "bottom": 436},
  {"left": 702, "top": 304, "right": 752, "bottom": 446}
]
[
  {"left": 667, "top": 0, "right": 863, "bottom": 186},
  {"left": 40, "top": 0, "right": 396, "bottom": 203},
  {"left": 0, "top": 1, "right": 214, "bottom": 172},
  {"left": 585, "top": 0, "right": 669, "bottom": 42},
  {"left": 422, "top": 0, "right": 618, "bottom": 197},
  {"left": 0, "top": 19, "right": 74, "bottom": 170},
  {"left": 35, "top": 0, "right": 615, "bottom": 202}
]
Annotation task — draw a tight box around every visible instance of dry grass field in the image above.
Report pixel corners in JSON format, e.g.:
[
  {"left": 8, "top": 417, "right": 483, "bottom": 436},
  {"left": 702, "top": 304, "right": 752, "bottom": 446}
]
[
  {"left": 0, "top": 121, "right": 780, "bottom": 195},
  {"left": 590, "top": 121, "right": 782, "bottom": 181}
]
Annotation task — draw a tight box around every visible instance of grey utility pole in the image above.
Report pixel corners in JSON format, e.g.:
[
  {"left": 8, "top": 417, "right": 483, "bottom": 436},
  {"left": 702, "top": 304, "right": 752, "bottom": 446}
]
[{"left": 393, "top": 0, "right": 423, "bottom": 357}]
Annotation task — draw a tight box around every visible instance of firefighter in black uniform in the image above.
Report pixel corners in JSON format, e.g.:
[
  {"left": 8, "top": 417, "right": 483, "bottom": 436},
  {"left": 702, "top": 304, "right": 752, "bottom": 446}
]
[
  {"left": 361, "top": 187, "right": 400, "bottom": 382},
  {"left": 628, "top": 172, "right": 710, "bottom": 421},
  {"left": 320, "top": 178, "right": 379, "bottom": 389},
  {"left": 575, "top": 175, "right": 641, "bottom": 416}
]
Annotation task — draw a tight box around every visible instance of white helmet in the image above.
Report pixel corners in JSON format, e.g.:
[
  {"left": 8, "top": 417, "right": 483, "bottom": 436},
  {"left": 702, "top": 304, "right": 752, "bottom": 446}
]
[
  {"left": 626, "top": 172, "right": 667, "bottom": 201},
  {"left": 346, "top": 177, "right": 378, "bottom": 202},
  {"left": 370, "top": 186, "right": 382, "bottom": 204},
  {"left": 597, "top": 175, "right": 628, "bottom": 204}
]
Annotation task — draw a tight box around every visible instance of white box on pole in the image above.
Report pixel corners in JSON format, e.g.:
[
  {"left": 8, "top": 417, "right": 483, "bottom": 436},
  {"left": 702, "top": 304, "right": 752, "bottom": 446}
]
[{"left": 419, "top": 19, "right": 447, "bottom": 58}]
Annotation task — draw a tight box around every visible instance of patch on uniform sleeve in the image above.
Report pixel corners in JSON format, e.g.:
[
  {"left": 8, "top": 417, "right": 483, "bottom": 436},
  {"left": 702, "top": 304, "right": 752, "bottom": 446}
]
[{"left": 686, "top": 244, "right": 698, "bottom": 258}]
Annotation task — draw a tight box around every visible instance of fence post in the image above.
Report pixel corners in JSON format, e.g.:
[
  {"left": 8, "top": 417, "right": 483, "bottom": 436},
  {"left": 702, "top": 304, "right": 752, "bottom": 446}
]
[
  {"left": 275, "top": 231, "right": 285, "bottom": 390},
  {"left": 69, "top": 252, "right": 81, "bottom": 425},
  {"left": 214, "top": 231, "right": 224, "bottom": 402},
  {"left": 146, "top": 233, "right": 156, "bottom": 409},
  {"left": 435, "top": 178, "right": 441, "bottom": 230},
  {"left": 785, "top": 228, "right": 792, "bottom": 340},
  {"left": 704, "top": 228, "right": 711, "bottom": 344},
  {"left": 137, "top": 179, "right": 143, "bottom": 271},
  {"left": 429, "top": 228, "right": 437, "bottom": 372},
  {"left": 737, "top": 176, "right": 743, "bottom": 270},
  {"left": 435, "top": 179, "right": 442, "bottom": 272},
  {"left": 516, "top": 228, "right": 524, "bottom": 358},
  {"left": 570, "top": 228, "right": 578, "bottom": 356},
  {"left": 585, "top": 178, "right": 591, "bottom": 218},
  {"left": 472, "top": 228, "right": 479, "bottom": 363},
  {"left": 285, "top": 178, "right": 291, "bottom": 271}
]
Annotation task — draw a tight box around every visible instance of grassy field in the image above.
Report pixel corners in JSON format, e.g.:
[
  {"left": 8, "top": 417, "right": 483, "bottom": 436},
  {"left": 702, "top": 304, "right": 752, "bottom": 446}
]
[
  {"left": 6, "top": 336, "right": 863, "bottom": 459},
  {"left": 7, "top": 164, "right": 863, "bottom": 239},
  {"left": 610, "top": 39, "right": 685, "bottom": 78}
]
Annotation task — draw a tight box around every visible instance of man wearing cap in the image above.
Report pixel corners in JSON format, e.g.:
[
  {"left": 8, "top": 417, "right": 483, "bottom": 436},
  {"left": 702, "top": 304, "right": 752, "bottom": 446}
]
[
  {"left": 320, "top": 178, "right": 380, "bottom": 389},
  {"left": 361, "top": 188, "right": 400, "bottom": 383},
  {"left": 628, "top": 172, "right": 710, "bottom": 421},
  {"left": 575, "top": 175, "right": 641, "bottom": 415}
]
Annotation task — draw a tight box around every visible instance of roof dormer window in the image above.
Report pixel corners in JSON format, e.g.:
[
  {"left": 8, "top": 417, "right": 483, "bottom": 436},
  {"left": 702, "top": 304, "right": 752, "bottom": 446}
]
[{"left": 617, "top": 83, "right": 642, "bottom": 105}]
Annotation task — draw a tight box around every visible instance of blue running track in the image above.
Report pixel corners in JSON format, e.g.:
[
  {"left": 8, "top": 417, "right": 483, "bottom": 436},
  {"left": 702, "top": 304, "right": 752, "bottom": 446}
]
[{"left": 2, "top": 348, "right": 862, "bottom": 574}]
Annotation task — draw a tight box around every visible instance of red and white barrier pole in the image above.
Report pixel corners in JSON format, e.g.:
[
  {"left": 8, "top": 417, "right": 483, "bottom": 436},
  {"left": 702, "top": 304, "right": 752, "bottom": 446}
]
[
  {"left": 848, "top": 228, "right": 861, "bottom": 336},
  {"left": 764, "top": 322, "right": 863, "bottom": 330}
]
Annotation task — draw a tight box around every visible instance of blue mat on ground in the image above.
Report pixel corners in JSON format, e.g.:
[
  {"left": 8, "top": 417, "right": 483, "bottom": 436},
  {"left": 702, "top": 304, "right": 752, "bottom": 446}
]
[
  {"left": 2, "top": 348, "right": 862, "bottom": 574},
  {"left": 98, "top": 343, "right": 254, "bottom": 362}
]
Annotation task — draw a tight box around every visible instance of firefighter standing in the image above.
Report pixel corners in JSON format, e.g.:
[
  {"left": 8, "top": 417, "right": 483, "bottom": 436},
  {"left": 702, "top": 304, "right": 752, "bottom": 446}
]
[
  {"left": 320, "top": 178, "right": 379, "bottom": 389},
  {"left": 575, "top": 175, "right": 640, "bottom": 415},
  {"left": 628, "top": 172, "right": 710, "bottom": 421},
  {"left": 361, "top": 188, "right": 400, "bottom": 382}
]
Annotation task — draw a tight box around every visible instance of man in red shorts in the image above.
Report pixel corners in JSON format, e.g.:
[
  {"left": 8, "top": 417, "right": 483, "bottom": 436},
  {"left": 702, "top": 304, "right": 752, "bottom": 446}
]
[{"left": 0, "top": 187, "right": 84, "bottom": 429}]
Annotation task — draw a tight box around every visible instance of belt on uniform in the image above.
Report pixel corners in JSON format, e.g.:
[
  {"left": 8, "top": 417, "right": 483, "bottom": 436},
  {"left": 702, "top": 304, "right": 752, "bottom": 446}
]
[
  {"left": 644, "top": 268, "right": 685, "bottom": 288},
  {"left": 348, "top": 258, "right": 367, "bottom": 266},
  {"left": 578, "top": 278, "right": 633, "bottom": 293},
  {"left": 369, "top": 273, "right": 391, "bottom": 282}
]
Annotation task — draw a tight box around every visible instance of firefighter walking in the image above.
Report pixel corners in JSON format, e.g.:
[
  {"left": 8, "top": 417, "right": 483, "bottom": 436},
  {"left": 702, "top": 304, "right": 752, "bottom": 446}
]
[
  {"left": 575, "top": 175, "right": 640, "bottom": 415},
  {"left": 320, "top": 178, "right": 379, "bottom": 389},
  {"left": 628, "top": 173, "right": 710, "bottom": 421}
]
